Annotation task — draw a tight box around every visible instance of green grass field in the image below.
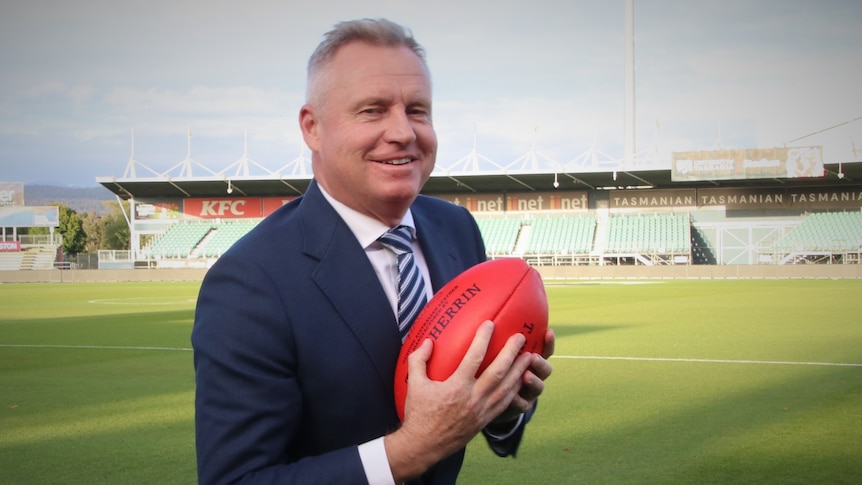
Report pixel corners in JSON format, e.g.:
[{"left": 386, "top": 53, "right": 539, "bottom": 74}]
[{"left": 2, "top": 279, "right": 861, "bottom": 484}]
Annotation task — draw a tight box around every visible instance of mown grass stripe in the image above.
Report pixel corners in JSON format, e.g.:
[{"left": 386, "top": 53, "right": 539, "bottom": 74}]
[
  {"left": 554, "top": 355, "right": 862, "bottom": 367},
  {"left": 0, "top": 344, "right": 192, "bottom": 351},
  {"left": 4, "top": 345, "right": 859, "bottom": 367}
]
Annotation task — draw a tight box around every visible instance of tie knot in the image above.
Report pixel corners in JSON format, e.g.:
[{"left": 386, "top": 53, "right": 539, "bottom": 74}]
[{"left": 379, "top": 225, "right": 414, "bottom": 255}]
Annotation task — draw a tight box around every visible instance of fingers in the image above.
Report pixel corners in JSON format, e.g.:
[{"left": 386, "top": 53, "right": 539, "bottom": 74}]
[
  {"left": 529, "top": 352, "right": 553, "bottom": 381},
  {"left": 407, "top": 338, "right": 433, "bottom": 383},
  {"left": 403, "top": 339, "right": 433, "bottom": 420},
  {"left": 472, "top": 326, "right": 528, "bottom": 384},
  {"left": 488, "top": 350, "right": 536, "bottom": 420},
  {"left": 453, "top": 320, "right": 496, "bottom": 378},
  {"left": 515, "top": 328, "right": 554, "bottom": 408},
  {"left": 541, "top": 327, "right": 555, "bottom": 360},
  {"left": 518, "top": 361, "right": 547, "bottom": 402},
  {"left": 472, "top": 330, "right": 531, "bottom": 410}
]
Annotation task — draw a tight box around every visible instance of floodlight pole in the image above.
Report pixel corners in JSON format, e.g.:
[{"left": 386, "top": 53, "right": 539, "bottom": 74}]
[
  {"left": 123, "top": 126, "right": 140, "bottom": 178},
  {"left": 624, "top": 0, "right": 636, "bottom": 168}
]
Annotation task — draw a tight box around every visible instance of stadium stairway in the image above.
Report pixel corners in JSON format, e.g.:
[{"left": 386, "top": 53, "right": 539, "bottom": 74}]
[
  {"left": 190, "top": 230, "right": 218, "bottom": 258},
  {"left": 513, "top": 223, "right": 532, "bottom": 256},
  {"left": 0, "top": 247, "right": 56, "bottom": 271},
  {"left": 0, "top": 253, "right": 25, "bottom": 271}
]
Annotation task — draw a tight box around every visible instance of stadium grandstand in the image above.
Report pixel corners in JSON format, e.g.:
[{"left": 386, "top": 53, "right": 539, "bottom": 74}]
[
  {"left": 80, "top": 125, "right": 862, "bottom": 276},
  {"left": 4, "top": 121, "right": 861, "bottom": 277},
  {"left": 0, "top": 182, "right": 62, "bottom": 271}
]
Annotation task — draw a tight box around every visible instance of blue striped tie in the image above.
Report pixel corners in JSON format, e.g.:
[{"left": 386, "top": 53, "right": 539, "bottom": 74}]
[{"left": 379, "top": 225, "right": 428, "bottom": 341}]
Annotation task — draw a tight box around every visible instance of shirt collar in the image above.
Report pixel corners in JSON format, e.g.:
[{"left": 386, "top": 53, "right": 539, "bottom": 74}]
[{"left": 317, "top": 184, "right": 416, "bottom": 249}]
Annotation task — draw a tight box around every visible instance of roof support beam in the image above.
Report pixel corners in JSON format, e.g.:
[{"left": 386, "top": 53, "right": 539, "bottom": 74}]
[
  {"left": 109, "top": 180, "right": 134, "bottom": 200},
  {"left": 505, "top": 174, "right": 535, "bottom": 191},
  {"left": 563, "top": 173, "right": 595, "bottom": 189},
  {"left": 445, "top": 176, "right": 477, "bottom": 192},
  {"left": 278, "top": 179, "right": 305, "bottom": 195},
  {"left": 167, "top": 179, "right": 191, "bottom": 197},
  {"left": 623, "top": 171, "right": 655, "bottom": 188}
]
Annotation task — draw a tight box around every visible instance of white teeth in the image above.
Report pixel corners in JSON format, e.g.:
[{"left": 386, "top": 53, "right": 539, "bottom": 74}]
[{"left": 383, "top": 158, "right": 411, "bottom": 165}]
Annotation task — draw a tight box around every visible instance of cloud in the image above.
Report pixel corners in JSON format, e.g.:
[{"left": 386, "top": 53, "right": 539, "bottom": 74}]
[
  {"left": 0, "top": 82, "right": 95, "bottom": 137},
  {"left": 104, "top": 85, "right": 297, "bottom": 117},
  {"left": 1, "top": 82, "right": 302, "bottom": 142}
]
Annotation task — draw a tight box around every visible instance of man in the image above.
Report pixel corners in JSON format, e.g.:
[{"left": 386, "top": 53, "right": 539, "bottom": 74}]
[{"left": 192, "top": 18, "right": 554, "bottom": 484}]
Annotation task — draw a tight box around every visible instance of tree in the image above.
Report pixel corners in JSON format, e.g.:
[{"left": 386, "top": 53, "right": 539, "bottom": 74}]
[
  {"left": 81, "top": 201, "right": 130, "bottom": 252},
  {"left": 57, "top": 204, "right": 87, "bottom": 255},
  {"left": 102, "top": 202, "right": 130, "bottom": 250},
  {"left": 82, "top": 211, "right": 106, "bottom": 253}
]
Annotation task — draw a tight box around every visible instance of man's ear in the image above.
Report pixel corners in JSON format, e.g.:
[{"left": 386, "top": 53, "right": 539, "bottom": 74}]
[{"left": 299, "top": 104, "right": 321, "bottom": 152}]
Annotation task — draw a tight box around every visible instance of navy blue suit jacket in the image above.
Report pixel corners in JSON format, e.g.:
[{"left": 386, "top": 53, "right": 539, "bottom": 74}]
[{"left": 192, "top": 181, "right": 526, "bottom": 484}]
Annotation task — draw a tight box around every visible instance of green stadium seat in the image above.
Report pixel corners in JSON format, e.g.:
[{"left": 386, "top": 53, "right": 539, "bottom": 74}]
[
  {"left": 476, "top": 217, "right": 523, "bottom": 255},
  {"left": 774, "top": 211, "right": 862, "bottom": 252},
  {"left": 606, "top": 213, "right": 690, "bottom": 254}
]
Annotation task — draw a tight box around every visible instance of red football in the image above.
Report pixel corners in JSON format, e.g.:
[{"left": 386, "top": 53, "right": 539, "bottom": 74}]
[{"left": 393, "top": 257, "right": 548, "bottom": 421}]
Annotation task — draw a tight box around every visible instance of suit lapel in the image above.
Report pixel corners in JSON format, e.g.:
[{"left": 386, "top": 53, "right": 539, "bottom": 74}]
[
  {"left": 299, "top": 182, "right": 402, "bottom": 388},
  {"left": 413, "top": 201, "right": 463, "bottom": 292}
]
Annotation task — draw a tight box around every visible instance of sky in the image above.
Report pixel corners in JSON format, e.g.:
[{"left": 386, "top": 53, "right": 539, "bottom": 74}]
[{"left": 2, "top": 0, "right": 861, "bottom": 187}]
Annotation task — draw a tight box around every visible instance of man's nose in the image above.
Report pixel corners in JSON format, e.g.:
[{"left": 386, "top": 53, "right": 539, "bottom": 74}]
[{"left": 383, "top": 110, "right": 417, "bottom": 145}]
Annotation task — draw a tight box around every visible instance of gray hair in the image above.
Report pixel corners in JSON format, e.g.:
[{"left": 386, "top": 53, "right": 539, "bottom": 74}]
[{"left": 305, "top": 18, "right": 427, "bottom": 104}]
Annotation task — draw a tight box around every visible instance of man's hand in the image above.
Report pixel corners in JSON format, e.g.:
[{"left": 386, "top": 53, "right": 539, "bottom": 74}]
[
  {"left": 490, "top": 327, "right": 555, "bottom": 426},
  {"left": 385, "top": 320, "right": 534, "bottom": 482}
]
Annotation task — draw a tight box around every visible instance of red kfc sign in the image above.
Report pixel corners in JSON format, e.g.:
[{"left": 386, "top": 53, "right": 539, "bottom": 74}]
[{"left": 183, "top": 198, "right": 263, "bottom": 219}]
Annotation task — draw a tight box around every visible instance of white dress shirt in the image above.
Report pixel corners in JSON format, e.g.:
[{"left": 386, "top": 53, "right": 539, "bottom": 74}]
[{"left": 318, "top": 186, "right": 430, "bottom": 485}]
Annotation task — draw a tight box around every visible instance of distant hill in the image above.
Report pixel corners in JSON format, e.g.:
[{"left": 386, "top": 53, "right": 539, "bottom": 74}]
[{"left": 24, "top": 185, "right": 116, "bottom": 215}]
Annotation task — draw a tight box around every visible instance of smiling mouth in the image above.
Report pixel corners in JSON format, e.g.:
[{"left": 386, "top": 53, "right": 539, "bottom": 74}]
[{"left": 379, "top": 158, "right": 413, "bottom": 166}]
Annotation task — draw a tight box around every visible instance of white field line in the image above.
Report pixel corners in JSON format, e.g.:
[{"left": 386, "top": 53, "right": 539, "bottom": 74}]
[
  {"left": 0, "top": 344, "right": 192, "bottom": 352},
  {"left": 553, "top": 355, "right": 862, "bottom": 368},
  {"left": 1, "top": 345, "right": 859, "bottom": 367}
]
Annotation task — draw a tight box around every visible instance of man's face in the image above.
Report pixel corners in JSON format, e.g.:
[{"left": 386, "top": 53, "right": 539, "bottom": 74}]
[{"left": 300, "top": 42, "right": 437, "bottom": 225}]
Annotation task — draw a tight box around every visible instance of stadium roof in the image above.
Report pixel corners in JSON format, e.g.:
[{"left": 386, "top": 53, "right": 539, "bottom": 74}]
[
  {"left": 97, "top": 128, "right": 862, "bottom": 199},
  {"left": 97, "top": 161, "right": 862, "bottom": 200}
]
